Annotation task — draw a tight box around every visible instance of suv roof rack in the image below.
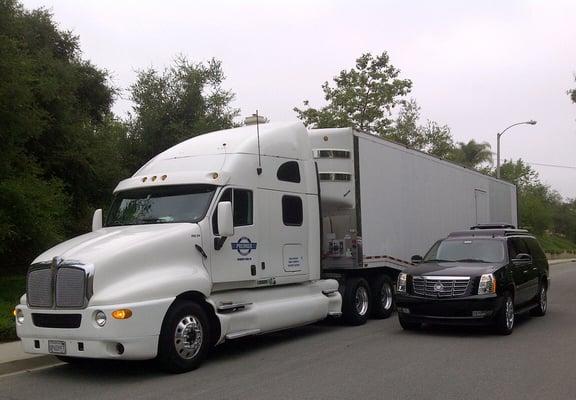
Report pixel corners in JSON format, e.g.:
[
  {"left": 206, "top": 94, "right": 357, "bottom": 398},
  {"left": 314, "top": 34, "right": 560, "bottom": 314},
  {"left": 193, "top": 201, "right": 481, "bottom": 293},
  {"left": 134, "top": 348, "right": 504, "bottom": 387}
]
[
  {"left": 449, "top": 228, "right": 530, "bottom": 238},
  {"left": 470, "top": 223, "right": 516, "bottom": 230}
]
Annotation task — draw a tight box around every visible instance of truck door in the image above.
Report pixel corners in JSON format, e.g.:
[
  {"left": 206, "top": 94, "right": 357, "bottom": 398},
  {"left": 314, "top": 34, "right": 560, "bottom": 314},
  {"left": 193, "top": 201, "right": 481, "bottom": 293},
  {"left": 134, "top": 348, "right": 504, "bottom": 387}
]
[{"left": 210, "top": 187, "right": 260, "bottom": 285}]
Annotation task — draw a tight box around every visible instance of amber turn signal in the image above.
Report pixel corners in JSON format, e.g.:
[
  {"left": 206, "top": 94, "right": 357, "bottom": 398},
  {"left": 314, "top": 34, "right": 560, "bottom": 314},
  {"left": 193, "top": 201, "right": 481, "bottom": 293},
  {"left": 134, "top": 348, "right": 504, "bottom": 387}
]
[{"left": 111, "top": 309, "right": 133, "bottom": 320}]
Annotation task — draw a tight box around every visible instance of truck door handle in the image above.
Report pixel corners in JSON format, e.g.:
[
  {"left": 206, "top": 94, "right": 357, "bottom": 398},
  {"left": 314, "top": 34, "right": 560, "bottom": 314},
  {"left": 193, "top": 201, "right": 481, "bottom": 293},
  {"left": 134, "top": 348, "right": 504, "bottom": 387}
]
[{"left": 195, "top": 244, "right": 207, "bottom": 258}]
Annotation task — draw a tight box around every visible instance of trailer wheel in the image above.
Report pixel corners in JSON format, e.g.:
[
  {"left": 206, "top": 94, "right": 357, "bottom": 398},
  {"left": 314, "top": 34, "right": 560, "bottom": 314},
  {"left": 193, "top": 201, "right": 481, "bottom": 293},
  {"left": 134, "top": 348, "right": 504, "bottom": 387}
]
[
  {"left": 371, "top": 275, "right": 395, "bottom": 319},
  {"left": 342, "top": 277, "right": 371, "bottom": 326},
  {"left": 157, "top": 300, "right": 211, "bottom": 373}
]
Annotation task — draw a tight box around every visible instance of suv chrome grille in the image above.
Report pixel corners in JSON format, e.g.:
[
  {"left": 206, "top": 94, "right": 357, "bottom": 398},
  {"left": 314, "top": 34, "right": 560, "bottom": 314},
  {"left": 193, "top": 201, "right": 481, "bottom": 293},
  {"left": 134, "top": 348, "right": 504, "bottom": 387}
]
[
  {"left": 27, "top": 261, "right": 88, "bottom": 309},
  {"left": 412, "top": 276, "right": 470, "bottom": 298}
]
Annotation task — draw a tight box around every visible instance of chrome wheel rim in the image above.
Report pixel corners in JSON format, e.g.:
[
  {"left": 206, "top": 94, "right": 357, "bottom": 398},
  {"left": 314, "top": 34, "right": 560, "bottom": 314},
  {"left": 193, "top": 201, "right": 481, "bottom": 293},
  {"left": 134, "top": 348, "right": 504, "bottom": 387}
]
[
  {"left": 381, "top": 283, "right": 393, "bottom": 310},
  {"left": 355, "top": 286, "right": 369, "bottom": 316},
  {"left": 505, "top": 297, "right": 514, "bottom": 330},
  {"left": 174, "top": 315, "right": 203, "bottom": 360},
  {"left": 540, "top": 286, "right": 547, "bottom": 312}
]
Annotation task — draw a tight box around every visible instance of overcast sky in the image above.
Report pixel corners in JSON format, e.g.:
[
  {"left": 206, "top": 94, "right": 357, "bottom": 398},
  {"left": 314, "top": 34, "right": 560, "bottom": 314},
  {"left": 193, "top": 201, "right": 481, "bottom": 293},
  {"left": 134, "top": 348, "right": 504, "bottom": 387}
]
[{"left": 22, "top": 0, "right": 576, "bottom": 199}]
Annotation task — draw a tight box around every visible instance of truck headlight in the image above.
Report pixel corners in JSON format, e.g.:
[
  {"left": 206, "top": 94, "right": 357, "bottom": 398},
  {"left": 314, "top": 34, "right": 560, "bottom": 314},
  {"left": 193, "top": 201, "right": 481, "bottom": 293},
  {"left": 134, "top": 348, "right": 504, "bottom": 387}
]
[
  {"left": 478, "top": 274, "right": 496, "bottom": 295},
  {"left": 14, "top": 308, "right": 24, "bottom": 324},
  {"left": 397, "top": 273, "right": 408, "bottom": 293},
  {"left": 95, "top": 310, "right": 107, "bottom": 327}
]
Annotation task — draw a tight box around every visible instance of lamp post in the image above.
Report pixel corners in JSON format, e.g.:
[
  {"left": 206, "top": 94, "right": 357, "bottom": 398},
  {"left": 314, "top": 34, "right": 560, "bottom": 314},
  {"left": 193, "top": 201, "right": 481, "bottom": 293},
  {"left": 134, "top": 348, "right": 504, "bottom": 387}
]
[{"left": 496, "top": 120, "right": 537, "bottom": 179}]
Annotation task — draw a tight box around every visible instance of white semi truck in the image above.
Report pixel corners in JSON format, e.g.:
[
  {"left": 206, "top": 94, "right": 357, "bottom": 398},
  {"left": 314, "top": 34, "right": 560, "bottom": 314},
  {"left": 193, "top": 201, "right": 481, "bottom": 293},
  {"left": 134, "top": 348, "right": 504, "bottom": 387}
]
[{"left": 15, "top": 121, "right": 517, "bottom": 372}]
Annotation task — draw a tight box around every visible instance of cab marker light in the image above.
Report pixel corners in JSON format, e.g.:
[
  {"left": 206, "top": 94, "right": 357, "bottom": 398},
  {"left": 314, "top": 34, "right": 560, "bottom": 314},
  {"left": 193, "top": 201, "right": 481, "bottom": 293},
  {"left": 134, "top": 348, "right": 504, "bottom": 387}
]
[
  {"left": 161, "top": 174, "right": 167, "bottom": 181},
  {"left": 211, "top": 172, "right": 219, "bottom": 179},
  {"left": 112, "top": 309, "right": 133, "bottom": 320}
]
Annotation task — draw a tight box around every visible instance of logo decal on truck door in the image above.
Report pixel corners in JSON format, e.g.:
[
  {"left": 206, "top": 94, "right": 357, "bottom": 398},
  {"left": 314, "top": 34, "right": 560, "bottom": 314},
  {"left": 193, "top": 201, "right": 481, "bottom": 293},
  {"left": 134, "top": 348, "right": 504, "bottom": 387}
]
[{"left": 231, "top": 237, "right": 257, "bottom": 256}]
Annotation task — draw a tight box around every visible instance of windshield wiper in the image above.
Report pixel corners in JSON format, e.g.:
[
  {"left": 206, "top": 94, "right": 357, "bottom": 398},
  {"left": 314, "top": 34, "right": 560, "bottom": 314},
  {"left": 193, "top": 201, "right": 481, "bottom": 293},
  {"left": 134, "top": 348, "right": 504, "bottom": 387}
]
[
  {"left": 454, "top": 258, "right": 490, "bottom": 263},
  {"left": 423, "top": 259, "right": 453, "bottom": 263},
  {"left": 140, "top": 218, "right": 169, "bottom": 224}
]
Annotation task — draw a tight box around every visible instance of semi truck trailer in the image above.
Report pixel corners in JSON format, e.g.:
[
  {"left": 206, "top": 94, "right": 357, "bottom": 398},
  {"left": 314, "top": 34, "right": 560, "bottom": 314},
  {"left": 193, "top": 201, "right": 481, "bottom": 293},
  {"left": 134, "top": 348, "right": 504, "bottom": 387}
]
[{"left": 15, "top": 121, "right": 517, "bottom": 372}]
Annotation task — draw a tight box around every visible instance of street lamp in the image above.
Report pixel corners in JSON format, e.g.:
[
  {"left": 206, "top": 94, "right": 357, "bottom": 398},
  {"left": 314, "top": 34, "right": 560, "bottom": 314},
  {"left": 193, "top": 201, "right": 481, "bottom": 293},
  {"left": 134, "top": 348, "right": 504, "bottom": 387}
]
[{"left": 496, "top": 120, "right": 537, "bottom": 179}]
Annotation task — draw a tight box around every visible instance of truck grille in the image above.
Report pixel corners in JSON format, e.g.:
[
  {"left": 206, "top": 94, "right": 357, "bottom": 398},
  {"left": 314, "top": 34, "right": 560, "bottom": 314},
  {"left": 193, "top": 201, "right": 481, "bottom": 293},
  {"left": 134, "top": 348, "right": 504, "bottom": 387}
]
[
  {"left": 56, "top": 267, "right": 86, "bottom": 308},
  {"left": 412, "top": 276, "right": 470, "bottom": 298},
  {"left": 27, "top": 262, "right": 88, "bottom": 309}
]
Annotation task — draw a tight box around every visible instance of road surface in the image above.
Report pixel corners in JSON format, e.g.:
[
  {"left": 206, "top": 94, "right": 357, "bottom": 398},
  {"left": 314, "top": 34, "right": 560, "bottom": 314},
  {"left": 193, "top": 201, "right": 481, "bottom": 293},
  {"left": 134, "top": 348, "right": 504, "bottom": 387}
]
[{"left": 1, "top": 261, "right": 575, "bottom": 400}]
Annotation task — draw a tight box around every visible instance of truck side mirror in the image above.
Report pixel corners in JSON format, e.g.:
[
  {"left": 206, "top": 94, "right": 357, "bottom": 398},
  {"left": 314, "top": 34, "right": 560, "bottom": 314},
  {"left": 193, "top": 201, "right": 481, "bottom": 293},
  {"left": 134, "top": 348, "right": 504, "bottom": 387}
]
[
  {"left": 411, "top": 255, "right": 423, "bottom": 264},
  {"left": 92, "top": 209, "right": 103, "bottom": 232},
  {"left": 217, "top": 201, "right": 234, "bottom": 237}
]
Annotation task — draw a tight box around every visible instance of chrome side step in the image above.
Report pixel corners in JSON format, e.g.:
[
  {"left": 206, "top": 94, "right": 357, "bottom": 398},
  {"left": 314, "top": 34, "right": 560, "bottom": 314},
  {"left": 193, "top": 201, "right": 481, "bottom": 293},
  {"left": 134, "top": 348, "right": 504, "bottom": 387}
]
[
  {"left": 225, "top": 329, "right": 261, "bottom": 340},
  {"left": 217, "top": 301, "right": 252, "bottom": 313}
]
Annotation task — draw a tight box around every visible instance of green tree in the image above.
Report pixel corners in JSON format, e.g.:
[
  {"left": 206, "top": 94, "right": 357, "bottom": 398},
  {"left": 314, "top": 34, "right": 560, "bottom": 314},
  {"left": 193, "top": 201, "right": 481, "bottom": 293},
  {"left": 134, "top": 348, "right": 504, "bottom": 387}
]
[
  {"left": 294, "top": 52, "right": 412, "bottom": 133},
  {"left": 450, "top": 140, "right": 493, "bottom": 170},
  {"left": 0, "top": 0, "right": 119, "bottom": 265},
  {"left": 497, "top": 159, "right": 540, "bottom": 188},
  {"left": 384, "top": 99, "right": 454, "bottom": 158},
  {"left": 126, "top": 57, "right": 240, "bottom": 171}
]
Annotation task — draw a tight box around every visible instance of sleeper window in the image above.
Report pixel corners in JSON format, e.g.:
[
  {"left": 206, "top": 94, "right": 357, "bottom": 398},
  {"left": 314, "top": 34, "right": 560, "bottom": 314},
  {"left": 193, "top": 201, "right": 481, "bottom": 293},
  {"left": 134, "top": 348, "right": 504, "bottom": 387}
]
[
  {"left": 282, "top": 195, "right": 303, "bottom": 226},
  {"left": 277, "top": 161, "right": 301, "bottom": 183}
]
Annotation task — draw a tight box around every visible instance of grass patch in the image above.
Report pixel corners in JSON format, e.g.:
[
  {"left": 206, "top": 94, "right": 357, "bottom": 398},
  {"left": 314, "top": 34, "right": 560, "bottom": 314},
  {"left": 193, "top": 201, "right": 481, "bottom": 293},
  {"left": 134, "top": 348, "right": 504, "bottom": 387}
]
[
  {"left": 537, "top": 234, "right": 576, "bottom": 255},
  {"left": 0, "top": 275, "right": 25, "bottom": 342}
]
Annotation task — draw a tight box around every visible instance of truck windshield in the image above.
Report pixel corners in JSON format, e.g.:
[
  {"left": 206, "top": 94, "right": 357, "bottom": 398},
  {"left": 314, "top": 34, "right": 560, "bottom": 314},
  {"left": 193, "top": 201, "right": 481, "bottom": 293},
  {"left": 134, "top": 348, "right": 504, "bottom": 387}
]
[
  {"left": 105, "top": 184, "right": 216, "bottom": 226},
  {"left": 423, "top": 239, "right": 505, "bottom": 263}
]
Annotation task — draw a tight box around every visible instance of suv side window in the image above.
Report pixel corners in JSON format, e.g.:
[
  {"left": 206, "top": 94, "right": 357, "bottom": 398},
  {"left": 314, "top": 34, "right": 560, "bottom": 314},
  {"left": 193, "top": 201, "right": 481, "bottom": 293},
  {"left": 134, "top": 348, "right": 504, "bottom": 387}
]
[
  {"left": 524, "top": 237, "right": 546, "bottom": 261},
  {"left": 508, "top": 237, "right": 529, "bottom": 260}
]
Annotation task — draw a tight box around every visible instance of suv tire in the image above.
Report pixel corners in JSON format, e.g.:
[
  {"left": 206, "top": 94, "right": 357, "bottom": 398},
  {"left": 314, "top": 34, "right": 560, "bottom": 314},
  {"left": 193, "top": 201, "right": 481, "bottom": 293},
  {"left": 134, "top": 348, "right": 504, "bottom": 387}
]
[
  {"left": 530, "top": 281, "right": 548, "bottom": 317},
  {"left": 495, "top": 292, "right": 515, "bottom": 335}
]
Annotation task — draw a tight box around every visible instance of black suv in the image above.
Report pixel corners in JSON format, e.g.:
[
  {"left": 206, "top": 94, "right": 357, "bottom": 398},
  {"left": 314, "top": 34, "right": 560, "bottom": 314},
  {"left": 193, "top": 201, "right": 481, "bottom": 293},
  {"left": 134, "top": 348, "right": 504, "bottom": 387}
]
[{"left": 395, "top": 224, "right": 549, "bottom": 335}]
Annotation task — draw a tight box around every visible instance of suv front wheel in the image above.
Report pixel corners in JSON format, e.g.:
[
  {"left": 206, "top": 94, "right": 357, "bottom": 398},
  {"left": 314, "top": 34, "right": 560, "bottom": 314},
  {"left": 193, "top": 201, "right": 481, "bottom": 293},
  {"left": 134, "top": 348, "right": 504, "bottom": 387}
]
[{"left": 495, "top": 292, "right": 514, "bottom": 335}]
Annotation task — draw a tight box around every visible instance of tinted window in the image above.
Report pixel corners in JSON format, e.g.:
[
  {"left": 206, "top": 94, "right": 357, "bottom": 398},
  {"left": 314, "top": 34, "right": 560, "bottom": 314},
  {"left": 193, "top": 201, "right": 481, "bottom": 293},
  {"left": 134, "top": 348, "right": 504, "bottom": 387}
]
[
  {"left": 508, "top": 237, "right": 529, "bottom": 259},
  {"left": 212, "top": 189, "right": 253, "bottom": 234},
  {"left": 524, "top": 237, "right": 546, "bottom": 260},
  {"left": 423, "top": 238, "right": 506, "bottom": 263},
  {"left": 233, "top": 189, "right": 253, "bottom": 226},
  {"left": 277, "top": 161, "right": 301, "bottom": 183},
  {"left": 282, "top": 195, "right": 303, "bottom": 226}
]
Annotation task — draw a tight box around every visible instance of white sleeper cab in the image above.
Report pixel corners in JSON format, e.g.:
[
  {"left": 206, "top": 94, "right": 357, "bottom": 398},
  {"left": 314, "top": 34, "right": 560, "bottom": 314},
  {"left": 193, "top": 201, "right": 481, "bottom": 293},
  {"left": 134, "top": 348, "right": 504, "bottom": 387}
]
[{"left": 16, "top": 121, "right": 517, "bottom": 372}]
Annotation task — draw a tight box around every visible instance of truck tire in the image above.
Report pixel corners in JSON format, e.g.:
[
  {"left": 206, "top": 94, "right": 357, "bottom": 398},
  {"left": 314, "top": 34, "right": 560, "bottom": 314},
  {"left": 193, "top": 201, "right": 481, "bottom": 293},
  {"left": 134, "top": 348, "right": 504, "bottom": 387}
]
[
  {"left": 530, "top": 281, "right": 548, "bottom": 317},
  {"left": 342, "top": 277, "right": 371, "bottom": 326},
  {"left": 494, "top": 292, "right": 514, "bottom": 335},
  {"left": 157, "top": 300, "right": 211, "bottom": 373},
  {"left": 371, "top": 275, "right": 395, "bottom": 319}
]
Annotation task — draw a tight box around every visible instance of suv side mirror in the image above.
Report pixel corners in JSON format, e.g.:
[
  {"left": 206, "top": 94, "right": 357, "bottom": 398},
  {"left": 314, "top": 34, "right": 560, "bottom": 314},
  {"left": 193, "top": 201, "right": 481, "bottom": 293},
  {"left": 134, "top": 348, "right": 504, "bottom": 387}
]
[
  {"left": 217, "top": 201, "right": 234, "bottom": 237},
  {"left": 411, "top": 255, "right": 423, "bottom": 264},
  {"left": 512, "top": 253, "right": 532, "bottom": 264},
  {"left": 92, "top": 209, "right": 103, "bottom": 231}
]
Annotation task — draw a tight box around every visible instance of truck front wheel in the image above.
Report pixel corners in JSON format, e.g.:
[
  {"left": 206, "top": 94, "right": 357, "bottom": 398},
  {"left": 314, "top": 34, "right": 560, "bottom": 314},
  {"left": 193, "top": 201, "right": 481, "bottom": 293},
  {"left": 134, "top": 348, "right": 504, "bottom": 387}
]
[
  {"left": 157, "top": 300, "right": 211, "bottom": 373},
  {"left": 342, "top": 277, "right": 371, "bottom": 326}
]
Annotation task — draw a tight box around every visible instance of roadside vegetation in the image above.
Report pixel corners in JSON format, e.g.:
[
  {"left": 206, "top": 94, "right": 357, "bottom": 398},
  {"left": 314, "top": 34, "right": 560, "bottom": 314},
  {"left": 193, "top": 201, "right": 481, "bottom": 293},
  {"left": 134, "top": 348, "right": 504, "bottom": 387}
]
[{"left": 0, "top": 0, "right": 574, "bottom": 340}]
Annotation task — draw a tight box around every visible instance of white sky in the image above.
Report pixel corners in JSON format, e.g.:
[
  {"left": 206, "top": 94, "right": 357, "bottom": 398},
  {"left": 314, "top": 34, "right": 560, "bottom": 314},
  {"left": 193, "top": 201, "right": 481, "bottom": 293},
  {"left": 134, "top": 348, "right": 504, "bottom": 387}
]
[{"left": 21, "top": 0, "right": 576, "bottom": 199}]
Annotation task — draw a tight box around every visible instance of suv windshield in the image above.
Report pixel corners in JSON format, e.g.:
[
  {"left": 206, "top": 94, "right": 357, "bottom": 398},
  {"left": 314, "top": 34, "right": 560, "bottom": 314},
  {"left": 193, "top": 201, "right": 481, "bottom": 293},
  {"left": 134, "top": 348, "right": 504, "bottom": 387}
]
[
  {"left": 423, "top": 238, "right": 506, "bottom": 263},
  {"left": 105, "top": 184, "right": 216, "bottom": 226}
]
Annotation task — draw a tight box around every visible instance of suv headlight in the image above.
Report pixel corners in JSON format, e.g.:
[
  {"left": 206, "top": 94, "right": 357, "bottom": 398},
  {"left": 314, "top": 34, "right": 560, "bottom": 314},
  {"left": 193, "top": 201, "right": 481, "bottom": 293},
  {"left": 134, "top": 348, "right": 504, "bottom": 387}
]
[
  {"left": 397, "top": 273, "right": 407, "bottom": 293},
  {"left": 478, "top": 274, "right": 496, "bottom": 295}
]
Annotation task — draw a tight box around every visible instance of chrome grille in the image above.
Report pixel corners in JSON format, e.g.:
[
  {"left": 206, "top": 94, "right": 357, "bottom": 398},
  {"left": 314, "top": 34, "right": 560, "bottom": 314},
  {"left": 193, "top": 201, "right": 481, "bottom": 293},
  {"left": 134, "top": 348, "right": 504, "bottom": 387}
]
[
  {"left": 412, "top": 276, "right": 470, "bottom": 298},
  {"left": 56, "top": 267, "right": 86, "bottom": 308},
  {"left": 26, "top": 260, "right": 89, "bottom": 309},
  {"left": 27, "top": 267, "right": 53, "bottom": 308}
]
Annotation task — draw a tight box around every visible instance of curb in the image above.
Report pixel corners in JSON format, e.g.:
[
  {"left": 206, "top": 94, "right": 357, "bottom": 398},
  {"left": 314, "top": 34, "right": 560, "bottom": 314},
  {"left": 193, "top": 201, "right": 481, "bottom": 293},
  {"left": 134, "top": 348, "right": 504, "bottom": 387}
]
[
  {"left": 0, "top": 354, "right": 60, "bottom": 377},
  {"left": 549, "top": 259, "right": 576, "bottom": 265}
]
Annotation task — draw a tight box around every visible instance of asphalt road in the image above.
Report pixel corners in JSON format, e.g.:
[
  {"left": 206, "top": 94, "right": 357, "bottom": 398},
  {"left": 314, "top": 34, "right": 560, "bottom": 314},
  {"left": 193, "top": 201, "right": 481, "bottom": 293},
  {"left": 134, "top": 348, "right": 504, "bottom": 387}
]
[{"left": 1, "top": 261, "right": 576, "bottom": 400}]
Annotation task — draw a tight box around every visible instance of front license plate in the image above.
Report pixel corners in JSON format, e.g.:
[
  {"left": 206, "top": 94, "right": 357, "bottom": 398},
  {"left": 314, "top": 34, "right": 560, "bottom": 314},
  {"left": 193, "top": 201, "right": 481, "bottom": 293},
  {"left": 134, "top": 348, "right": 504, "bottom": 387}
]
[{"left": 48, "top": 340, "right": 66, "bottom": 355}]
